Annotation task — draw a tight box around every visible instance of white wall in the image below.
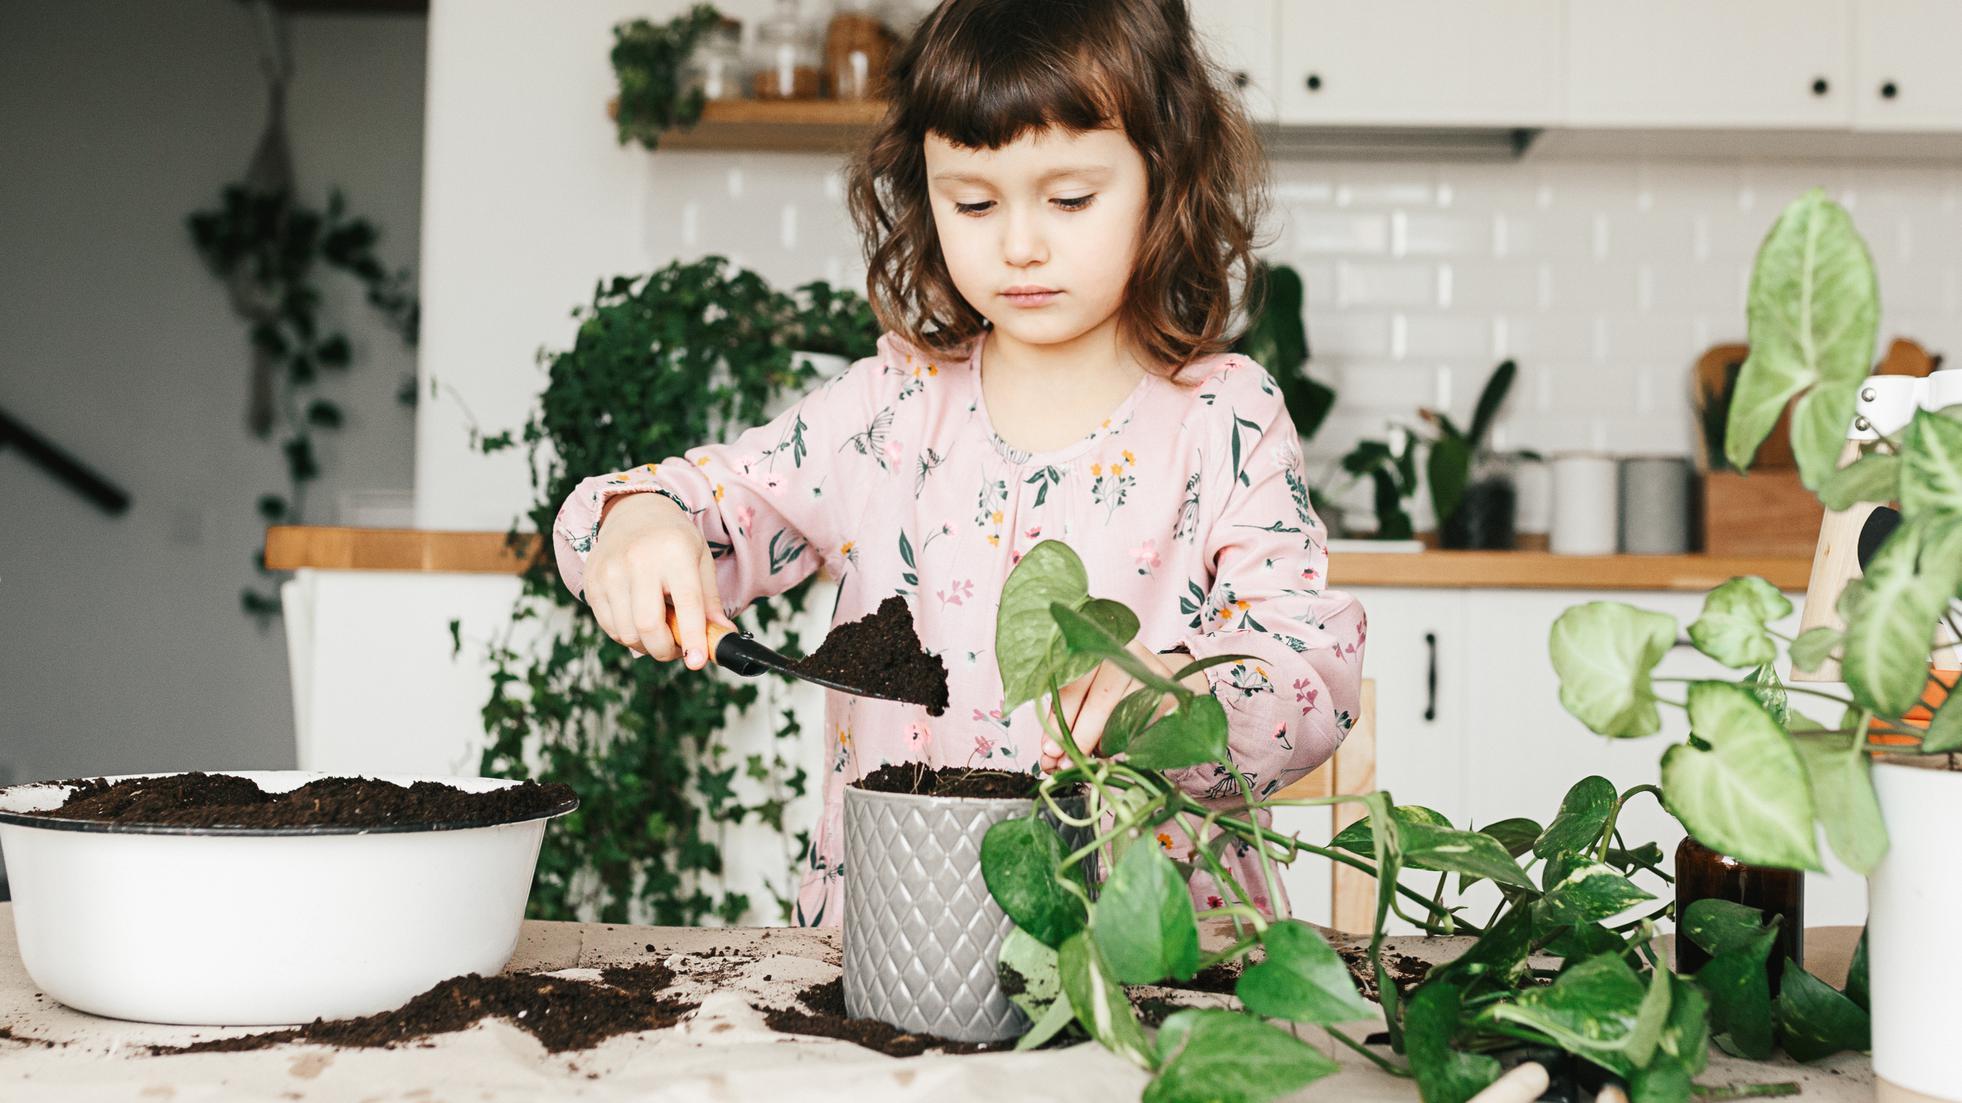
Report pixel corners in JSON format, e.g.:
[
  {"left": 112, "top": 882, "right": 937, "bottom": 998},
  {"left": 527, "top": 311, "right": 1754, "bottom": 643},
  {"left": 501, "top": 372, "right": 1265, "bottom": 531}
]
[{"left": 0, "top": 1, "right": 425, "bottom": 787}]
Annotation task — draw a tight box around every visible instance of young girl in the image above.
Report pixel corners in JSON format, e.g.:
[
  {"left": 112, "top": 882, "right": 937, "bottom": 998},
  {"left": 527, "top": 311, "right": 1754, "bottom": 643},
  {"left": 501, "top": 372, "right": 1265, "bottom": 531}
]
[{"left": 553, "top": 0, "right": 1365, "bottom": 927}]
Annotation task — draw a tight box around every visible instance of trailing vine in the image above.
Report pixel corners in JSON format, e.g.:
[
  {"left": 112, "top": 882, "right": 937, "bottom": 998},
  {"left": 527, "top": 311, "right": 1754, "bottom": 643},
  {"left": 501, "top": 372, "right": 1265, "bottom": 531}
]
[
  {"left": 479, "top": 256, "right": 879, "bottom": 925},
  {"left": 610, "top": 5, "right": 724, "bottom": 152},
  {"left": 189, "top": 185, "right": 419, "bottom": 622}
]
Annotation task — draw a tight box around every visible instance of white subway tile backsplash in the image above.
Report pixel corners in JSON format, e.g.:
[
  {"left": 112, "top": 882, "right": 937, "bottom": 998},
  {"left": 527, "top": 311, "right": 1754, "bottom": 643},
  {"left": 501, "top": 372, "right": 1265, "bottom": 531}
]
[
  {"left": 645, "top": 149, "right": 1958, "bottom": 464},
  {"left": 1338, "top": 261, "right": 1439, "bottom": 309},
  {"left": 1394, "top": 211, "right": 1494, "bottom": 258},
  {"left": 1295, "top": 211, "right": 1391, "bottom": 255},
  {"left": 1397, "top": 313, "right": 1492, "bottom": 360}
]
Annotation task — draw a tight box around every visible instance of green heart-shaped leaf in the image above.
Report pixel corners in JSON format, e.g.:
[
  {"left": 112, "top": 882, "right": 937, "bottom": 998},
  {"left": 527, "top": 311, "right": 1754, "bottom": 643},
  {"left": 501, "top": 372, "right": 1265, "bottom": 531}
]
[
  {"left": 1090, "top": 837, "right": 1199, "bottom": 984},
  {"left": 982, "top": 815, "right": 1087, "bottom": 948},
  {"left": 1550, "top": 603, "right": 1679, "bottom": 738},
  {"left": 1726, "top": 189, "right": 1879, "bottom": 489},
  {"left": 996, "top": 541, "right": 1090, "bottom": 711},
  {"left": 1794, "top": 734, "right": 1887, "bottom": 874},
  {"left": 1902, "top": 408, "right": 1962, "bottom": 520},
  {"left": 1661, "top": 682, "right": 1821, "bottom": 870},
  {"left": 1689, "top": 577, "right": 1793, "bottom": 669},
  {"left": 1147, "top": 1009, "right": 1338, "bottom": 1103},
  {"left": 1405, "top": 982, "right": 1502, "bottom": 1103},
  {"left": 1235, "top": 920, "right": 1374, "bottom": 1024},
  {"left": 1535, "top": 775, "right": 1617, "bottom": 858},
  {"left": 1776, "top": 961, "right": 1871, "bottom": 1062}
]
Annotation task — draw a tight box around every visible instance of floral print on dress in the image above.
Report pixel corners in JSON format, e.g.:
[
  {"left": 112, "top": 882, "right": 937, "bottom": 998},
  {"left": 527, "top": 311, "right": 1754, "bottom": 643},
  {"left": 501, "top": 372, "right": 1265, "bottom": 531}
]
[{"left": 549, "top": 333, "right": 1366, "bottom": 929}]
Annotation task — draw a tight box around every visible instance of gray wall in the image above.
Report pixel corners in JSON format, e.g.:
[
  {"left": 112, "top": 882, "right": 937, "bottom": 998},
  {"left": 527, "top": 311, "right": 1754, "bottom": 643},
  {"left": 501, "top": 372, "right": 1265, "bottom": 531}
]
[{"left": 0, "top": 1, "right": 425, "bottom": 787}]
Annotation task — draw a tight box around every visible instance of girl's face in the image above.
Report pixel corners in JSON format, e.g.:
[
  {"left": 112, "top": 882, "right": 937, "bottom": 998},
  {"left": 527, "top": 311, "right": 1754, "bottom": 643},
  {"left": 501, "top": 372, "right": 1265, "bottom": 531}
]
[{"left": 924, "top": 125, "right": 1148, "bottom": 352}]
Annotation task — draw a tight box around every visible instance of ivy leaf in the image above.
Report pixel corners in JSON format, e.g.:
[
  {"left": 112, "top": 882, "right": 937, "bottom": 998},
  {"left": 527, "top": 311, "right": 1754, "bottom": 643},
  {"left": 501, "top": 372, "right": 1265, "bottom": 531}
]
[
  {"left": 1533, "top": 862, "right": 1655, "bottom": 932},
  {"left": 1695, "top": 922, "right": 1778, "bottom": 1059},
  {"left": 1123, "top": 696, "right": 1231, "bottom": 771},
  {"left": 999, "top": 928, "right": 1071, "bottom": 1050},
  {"left": 1844, "top": 929, "right": 1870, "bottom": 1012},
  {"left": 981, "top": 815, "right": 1086, "bottom": 948},
  {"left": 1790, "top": 627, "right": 1843, "bottom": 673},
  {"left": 1399, "top": 817, "right": 1536, "bottom": 890},
  {"left": 1776, "top": 961, "right": 1871, "bottom": 1062},
  {"left": 1839, "top": 516, "right": 1959, "bottom": 718},
  {"left": 1661, "top": 682, "right": 1821, "bottom": 871},
  {"left": 1901, "top": 407, "right": 1962, "bottom": 520},
  {"left": 1535, "top": 776, "right": 1617, "bottom": 858},
  {"left": 1550, "top": 603, "right": 1680, "bottom": 738},
  {"left": 996, "top": 541, "right": 1091, "bottom": 712},
  {"left": 1146, "top": 1009, "right": 1338, "bottom": 1103},
  {"left": 1726, "top": 188, "right": 1879, "bottom": 490},
  {"left": 1479, "top": 817, "right": 1545, "bottom": 859},
  {"left": 306, "top": 399, "right": 345, "bottom": 429},
  {"left": 1430, "top": 905, "right": 1534, "bottom": 989},
  {"left": 1793, "top": 734, "right": 1888, "bottom": 874},
  {"left": 1100, "top": 687, "right": 1164, "bottom": 757},
  {"left": 1234, "top": 919, "right": 1374, "bottom": 1024},
  {"left": 1818, "top": 450, "right": 1900, "bottom": 511},
  {"left": 1681, "top": 899, "right": 1771, "bottom": 957},
  {"left": 1405, "top": 982, "right": 1502, "bottom": 1103},
  {"left": 1689, "top": 577, "right": 1793, "bottom": 669},
  {"left": 1090, "top": 838, "right": 1199, "bottom": 985},
  {"left": 1484, "top": 953, "right": 1668, "bottom": 1077},
  {"left": 1059, "top": 932, "right": 1152, "bottom": 1068}
]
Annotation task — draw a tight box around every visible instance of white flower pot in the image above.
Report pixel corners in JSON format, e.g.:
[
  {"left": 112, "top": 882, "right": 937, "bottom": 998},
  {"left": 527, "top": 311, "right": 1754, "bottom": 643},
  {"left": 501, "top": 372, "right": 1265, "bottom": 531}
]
[{"left": 1869, "top": 759, "right": 1962, "bottom": 1102}]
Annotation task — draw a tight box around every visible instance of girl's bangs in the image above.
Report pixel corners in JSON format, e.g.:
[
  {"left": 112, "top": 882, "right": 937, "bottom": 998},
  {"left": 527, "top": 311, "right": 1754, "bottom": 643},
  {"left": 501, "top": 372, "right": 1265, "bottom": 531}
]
[{"left": 900, "top": 37, "right": 1128, "bottom": 149}]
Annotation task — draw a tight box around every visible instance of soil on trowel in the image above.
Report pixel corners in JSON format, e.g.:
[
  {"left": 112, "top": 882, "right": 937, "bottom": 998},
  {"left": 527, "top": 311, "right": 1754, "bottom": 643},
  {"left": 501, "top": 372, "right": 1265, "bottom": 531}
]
[
  {"left": 851, "top": 762, "right": 1041, "bottom": 800},
  {"left": 793, "top": 596, "right": 950, "bottom": 715},
  {"left": 148, "top": 967, "right": 695, "bottom": 1057},
  {"left": 759, "top": 978, "right": 1010, "bottom": 1058},
  {"left": 38, "top": 772, "right": 576, "bottom": 830}
]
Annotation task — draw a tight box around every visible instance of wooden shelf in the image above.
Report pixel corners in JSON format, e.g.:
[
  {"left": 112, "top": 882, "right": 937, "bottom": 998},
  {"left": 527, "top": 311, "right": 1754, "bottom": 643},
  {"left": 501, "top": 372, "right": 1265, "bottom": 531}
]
[
  {"left": 612, "top": 98, "right": 887, "bottom": 153},
  {"left": 266, "top": 526, "right": 1811, "bottom": 591}
]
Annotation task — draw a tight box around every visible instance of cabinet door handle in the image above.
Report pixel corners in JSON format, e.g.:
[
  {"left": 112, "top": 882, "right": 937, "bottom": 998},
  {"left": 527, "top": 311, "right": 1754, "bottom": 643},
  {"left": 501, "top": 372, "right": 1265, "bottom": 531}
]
[
  {"left": 1811, "top": 76, "right": 1831, "bottom": 97},
  {"left": 1424, "top": 632, "right": 1438, "bottom": 722},
  {"left": 1881, "top": 80, "right": 1899, "bottom": 100},
  {"left": 1305, "top": 72, "right": 1323, "bottom": 92}
]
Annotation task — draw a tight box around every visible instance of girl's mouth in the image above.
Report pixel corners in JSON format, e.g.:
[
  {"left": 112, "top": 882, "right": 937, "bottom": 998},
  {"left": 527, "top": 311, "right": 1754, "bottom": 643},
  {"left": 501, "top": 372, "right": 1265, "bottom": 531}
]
[{"left": 1002, "top": 289, "right": 1060, "bottom": 307}]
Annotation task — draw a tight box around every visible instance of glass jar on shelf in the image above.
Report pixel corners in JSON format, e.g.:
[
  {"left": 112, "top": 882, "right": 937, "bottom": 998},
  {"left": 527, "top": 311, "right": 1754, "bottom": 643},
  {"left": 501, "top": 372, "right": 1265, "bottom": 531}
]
[
  {"left": 683, "top": 16, "right": 747, "bottom": 103},
  {"left": 751, "top": 0, "right": 823, "bottom": 101},
  {"left": 824, "top": 0, "right": 898, "bottom": 101}
]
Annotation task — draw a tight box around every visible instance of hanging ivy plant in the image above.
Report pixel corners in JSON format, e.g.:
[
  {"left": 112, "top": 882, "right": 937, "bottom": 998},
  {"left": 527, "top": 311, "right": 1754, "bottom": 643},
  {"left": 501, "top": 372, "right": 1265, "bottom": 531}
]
[
  {"left": 611, "top": 5, "right": 724, "bottom": 152},
  {"left": 188, "top": 185, "right": 419, "bottom": 621},
  {"left": 478, "top": 256, "right": 878, "bottom": 925}
]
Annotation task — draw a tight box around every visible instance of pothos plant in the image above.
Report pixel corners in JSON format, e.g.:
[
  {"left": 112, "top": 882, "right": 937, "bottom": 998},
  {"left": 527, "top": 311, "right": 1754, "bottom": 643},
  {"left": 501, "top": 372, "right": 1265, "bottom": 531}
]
[
  {"left": 189, "top": 185, "right": 419, "bottom": 622},
  {"left": 978, "top": 540, "right": 1863, "bottom": 1103},
  {"left": 1550, "top": 188, "right": 1962, "bottom": 880},
  {"left": 477, "top": 256, "right": 878, "bottom": 925}
]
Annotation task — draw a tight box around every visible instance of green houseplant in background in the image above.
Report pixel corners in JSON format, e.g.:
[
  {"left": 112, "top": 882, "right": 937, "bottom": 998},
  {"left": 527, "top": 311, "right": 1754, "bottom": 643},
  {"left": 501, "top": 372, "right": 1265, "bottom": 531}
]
[
  {"left": 610, "top": 5, "right": 724, "bottom": 153},
  {"left": 976, "top": 539, "right": 1870, "bottom": 1103},
  {"left": 476, "top": 256, "right": 879, "bottom": 925},
  {"left": 1549, "top": 189, "right": 1962, "bottom": 1096}
]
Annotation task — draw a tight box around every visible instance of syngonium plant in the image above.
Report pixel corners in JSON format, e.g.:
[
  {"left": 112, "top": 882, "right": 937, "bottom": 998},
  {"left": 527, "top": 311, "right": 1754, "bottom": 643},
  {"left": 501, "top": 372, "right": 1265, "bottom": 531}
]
[
  {"left": 978, "top": 541, "right": 1865, "bottom": 1103},
  {"left": 1549, "top": 188, "right": 1962, "bottom": 879}
]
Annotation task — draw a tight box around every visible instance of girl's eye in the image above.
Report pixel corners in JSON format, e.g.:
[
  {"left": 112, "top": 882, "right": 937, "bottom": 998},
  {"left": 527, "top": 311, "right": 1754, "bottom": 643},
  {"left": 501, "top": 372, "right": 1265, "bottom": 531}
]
[{"left": 950, "top": 195, "right": 1096, "bottom": 215}]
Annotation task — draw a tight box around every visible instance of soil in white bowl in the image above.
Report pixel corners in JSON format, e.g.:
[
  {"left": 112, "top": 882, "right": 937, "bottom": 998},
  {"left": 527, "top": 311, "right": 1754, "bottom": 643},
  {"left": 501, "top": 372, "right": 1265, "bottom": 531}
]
[{"left": 29, "top": 772, "right": 575, "bottom": 830}]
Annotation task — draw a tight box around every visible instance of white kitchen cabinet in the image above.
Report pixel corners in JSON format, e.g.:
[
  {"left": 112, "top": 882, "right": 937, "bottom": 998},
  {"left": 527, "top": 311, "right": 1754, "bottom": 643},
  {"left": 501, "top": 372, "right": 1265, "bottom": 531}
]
[
  {"left": 1348, "top": 583, "right": 1869, "bottom": 936},
  {"left": 1191, "top": 0, "right": 1279, "bottom": 123},
  {"left": 1852, "top": 0, "right": 1962, "bottom": 131},
  {"left": 1564, "top": 0, "right": 1852, "bottom": 129},
  {"left": 1276, "top": 1, "right": 1564, "bottom": 127}
]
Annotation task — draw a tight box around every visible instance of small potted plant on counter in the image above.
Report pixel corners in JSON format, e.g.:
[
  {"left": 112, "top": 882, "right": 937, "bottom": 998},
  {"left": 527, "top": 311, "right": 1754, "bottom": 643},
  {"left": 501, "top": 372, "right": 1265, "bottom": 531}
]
[{"left": 1548, "top": 189, "right": 1958, "bottom": 1101}]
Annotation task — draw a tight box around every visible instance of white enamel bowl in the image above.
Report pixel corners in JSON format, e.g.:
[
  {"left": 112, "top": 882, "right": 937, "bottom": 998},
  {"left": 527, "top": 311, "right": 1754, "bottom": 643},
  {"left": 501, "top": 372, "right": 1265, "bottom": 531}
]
[{"left": 0, "top": 771, "right": 577, "bottom": 1025}]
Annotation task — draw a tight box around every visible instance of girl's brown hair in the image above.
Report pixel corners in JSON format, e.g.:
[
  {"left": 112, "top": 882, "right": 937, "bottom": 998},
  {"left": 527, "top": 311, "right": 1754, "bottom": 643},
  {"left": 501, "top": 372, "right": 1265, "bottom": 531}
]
[{"left": 845, "top": 0, "right": 1271, "bottom": 375}]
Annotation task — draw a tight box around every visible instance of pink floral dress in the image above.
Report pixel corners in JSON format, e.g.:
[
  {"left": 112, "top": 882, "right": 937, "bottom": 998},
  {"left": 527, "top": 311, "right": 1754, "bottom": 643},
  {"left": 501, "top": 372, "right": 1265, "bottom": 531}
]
[{"left": 553, "top": 332, "right": 1367, "bottom": 927}]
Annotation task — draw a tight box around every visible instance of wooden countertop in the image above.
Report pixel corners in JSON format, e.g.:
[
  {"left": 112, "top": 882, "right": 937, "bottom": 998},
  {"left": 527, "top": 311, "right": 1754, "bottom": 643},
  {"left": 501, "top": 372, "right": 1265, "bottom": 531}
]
[{"left": 265, "top": 526, "right": 1812, "bottom": 591}]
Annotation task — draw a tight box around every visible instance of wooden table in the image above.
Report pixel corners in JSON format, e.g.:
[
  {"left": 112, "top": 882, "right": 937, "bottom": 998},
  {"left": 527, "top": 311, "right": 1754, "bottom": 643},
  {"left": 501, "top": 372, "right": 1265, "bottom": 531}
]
[{"left": 0, "top": 904, "right": 1872, "bottom": 1102}]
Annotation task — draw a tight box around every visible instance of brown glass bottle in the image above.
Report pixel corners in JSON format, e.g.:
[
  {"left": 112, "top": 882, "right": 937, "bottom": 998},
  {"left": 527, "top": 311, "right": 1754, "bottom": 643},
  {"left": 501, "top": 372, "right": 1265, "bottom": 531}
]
[{"left": 1674, "top": 835, "right": 1805, "bottom": 989}]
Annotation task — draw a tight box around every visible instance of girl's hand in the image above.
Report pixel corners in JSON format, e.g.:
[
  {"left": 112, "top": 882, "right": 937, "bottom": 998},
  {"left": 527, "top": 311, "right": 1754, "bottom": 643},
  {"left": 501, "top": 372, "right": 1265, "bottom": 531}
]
[
  {"left": 1041, "top": 640, "right": 1185, "bottom": 772},
  {"left": 584, "top": 492, "right": 738, "bottom": 669}
]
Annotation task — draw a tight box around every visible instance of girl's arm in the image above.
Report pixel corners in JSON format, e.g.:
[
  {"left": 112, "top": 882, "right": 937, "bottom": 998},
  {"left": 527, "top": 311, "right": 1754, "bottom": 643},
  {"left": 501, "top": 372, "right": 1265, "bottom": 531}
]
[
  {"left": 552, "top": 335, "right": 903, "bottom": 614},
  {"left": 1164, "top": 369, "right": 1367, "bottom": 803}
]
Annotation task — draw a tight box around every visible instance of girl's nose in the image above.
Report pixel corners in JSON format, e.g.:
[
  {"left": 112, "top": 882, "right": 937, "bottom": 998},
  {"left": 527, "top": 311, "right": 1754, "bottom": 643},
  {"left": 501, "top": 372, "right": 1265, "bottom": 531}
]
[{"left": 1001, "top": 207, "right": 1048, "bottom": 267}]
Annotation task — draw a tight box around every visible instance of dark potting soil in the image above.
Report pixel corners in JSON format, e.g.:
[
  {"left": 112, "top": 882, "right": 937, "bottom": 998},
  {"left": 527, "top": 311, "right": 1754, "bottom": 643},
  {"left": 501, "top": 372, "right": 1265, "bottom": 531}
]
[
  {"left": 1335, "top": 945, "right": 1433, "bottom": 1003},
  {"left": 759, "top": 978, "right": 1010, "bottom": 1058},
  {"left": 794, "top": 596, "right": 950, "bottom": 716},
  {"left": 852, "top": 763, "right": 1041, "bottom": 800},
  {"left": 148, "top": 967, "right": 695, "bottom": 1057},
  {"left": 38, "top": 772, "right": 576, "bottom": 830}
]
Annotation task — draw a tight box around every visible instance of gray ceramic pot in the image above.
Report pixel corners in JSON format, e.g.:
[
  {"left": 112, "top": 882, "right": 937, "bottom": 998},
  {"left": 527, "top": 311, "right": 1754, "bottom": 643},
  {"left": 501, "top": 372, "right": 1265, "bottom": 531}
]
[{"left": 841, "top": 783, "right": 1092, "bottom": 1042}]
